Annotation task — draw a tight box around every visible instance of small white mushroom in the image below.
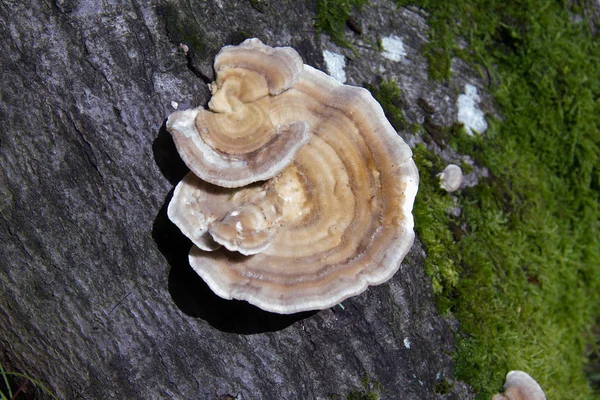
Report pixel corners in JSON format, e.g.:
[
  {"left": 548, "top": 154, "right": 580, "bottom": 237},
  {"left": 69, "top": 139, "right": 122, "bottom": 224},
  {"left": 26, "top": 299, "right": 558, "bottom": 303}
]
[
  {"left": 492, "top": 371, "right": 546, "bottom": 400},
  {"left": 437, "top": 164, "right": 463, "bottom": 192}
]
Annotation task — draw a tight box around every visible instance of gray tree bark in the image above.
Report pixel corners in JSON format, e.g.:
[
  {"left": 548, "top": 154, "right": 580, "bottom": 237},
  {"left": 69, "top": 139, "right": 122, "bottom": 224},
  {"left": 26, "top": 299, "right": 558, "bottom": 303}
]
[{"left": 0, "top": 0, "right": 476, "bottom": 398}]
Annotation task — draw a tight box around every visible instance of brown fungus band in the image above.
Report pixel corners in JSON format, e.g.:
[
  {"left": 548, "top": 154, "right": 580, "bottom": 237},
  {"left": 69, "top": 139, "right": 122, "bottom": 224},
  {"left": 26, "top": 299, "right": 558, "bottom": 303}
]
[
  {"left": 167, "top": 39, "right": 419, "bottom": 314},
  {"left": 167, "top": 39, "right": 308, "bottom": 188}
]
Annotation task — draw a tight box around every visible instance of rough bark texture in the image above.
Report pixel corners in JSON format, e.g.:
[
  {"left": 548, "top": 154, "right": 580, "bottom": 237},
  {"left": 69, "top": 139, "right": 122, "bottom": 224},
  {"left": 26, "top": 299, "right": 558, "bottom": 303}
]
[{"left": 0, "top": 0, "right": 479, "bottom": 398}]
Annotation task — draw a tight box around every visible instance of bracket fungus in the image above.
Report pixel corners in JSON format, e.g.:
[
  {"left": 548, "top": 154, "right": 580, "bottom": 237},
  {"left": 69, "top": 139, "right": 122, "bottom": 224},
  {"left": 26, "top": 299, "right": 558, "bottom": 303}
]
[
  {"left": 167, "top": 38, "right": 308, "bottom": 188},
  {"left": 166, "top": 39, "right": 419, "bottom": 314}
]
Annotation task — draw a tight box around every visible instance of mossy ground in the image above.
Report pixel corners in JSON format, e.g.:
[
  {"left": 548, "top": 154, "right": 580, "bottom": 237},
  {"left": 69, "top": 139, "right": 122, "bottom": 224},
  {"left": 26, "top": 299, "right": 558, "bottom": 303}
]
[{"left": 318, "top": 1, "right": 600, "bottom": 399}]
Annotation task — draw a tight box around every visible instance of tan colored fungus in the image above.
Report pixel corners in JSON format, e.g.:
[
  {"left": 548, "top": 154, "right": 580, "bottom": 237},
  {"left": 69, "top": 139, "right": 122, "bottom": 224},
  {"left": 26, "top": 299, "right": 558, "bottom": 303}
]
[
  {"left": 492, "top": 371, "right": 546, "bottom": 400},
  {"left": 167, "top": 39, "right": 309, "bottom": 188},
  {"left": 167, "top": 39, "right": 419, "bottom": 314}
]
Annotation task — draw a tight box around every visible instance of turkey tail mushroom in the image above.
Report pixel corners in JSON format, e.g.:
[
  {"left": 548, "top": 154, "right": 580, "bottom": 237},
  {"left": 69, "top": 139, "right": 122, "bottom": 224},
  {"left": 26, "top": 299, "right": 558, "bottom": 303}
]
[
  {"left": 166, "top": 39, "right": 419, "bottom": 314},
  {"left": 167, "top": 39, "right": 309, "bottom": 188}
]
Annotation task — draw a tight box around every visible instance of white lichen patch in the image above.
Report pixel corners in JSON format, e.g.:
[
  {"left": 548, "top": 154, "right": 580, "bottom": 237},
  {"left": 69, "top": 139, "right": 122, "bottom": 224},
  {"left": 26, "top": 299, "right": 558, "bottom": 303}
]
[
  {"left": 457, "top": 84, "right": 488, "bottom": 135},
  {"left": 403, "top": 337, "right": 411, "bottom": 349},
  {"left": 323, "top": 50, "right": 346, "bottom": 83},
  {"left": 381, "top": 35, "right": 407, "bottom": 62}
]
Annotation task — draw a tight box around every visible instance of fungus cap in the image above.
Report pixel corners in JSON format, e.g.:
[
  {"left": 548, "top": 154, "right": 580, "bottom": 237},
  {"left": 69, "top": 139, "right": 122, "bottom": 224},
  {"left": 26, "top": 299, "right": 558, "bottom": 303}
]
[
  {"left": 167, "top": 39, "right": 419, "bottom": 314},
  {"left": 214, "top": 38, "right": 304, "bottom": 95},
  {"left": 167, "top": 39, "right": 308, "bottom": 188},
  {"left": 437, "top": 164, "right": 463, "bottom": 192},
  {"left": 492, "top": 371, "right": 546, "bottom": 400},
  {"left": 168, "top": 39, "right": 419, "bottom": 314}
]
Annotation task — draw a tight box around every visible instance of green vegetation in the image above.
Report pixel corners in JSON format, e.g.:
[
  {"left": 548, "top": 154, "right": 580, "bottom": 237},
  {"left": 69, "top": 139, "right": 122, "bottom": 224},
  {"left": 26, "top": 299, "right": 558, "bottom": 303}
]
[
  {"left": 346, "top": 376, "right": 381, "bottom": 400},
  {"left": 327, "top": 376, "right": 381, "bottom": 400},
  {"left": 318, "top": 0, "right": 600, "bottom": 398},
  {"left": 370, "top": 83, "right": 464, "bottom": 309},
  {"left": 247, "top": 0, "right": 269, "bottom": 13},
  {"left": 365, "top": 80, "right": 407, "bottom": 131},
  {"left": 315, "top": 0, "right": 368, "bottom": 49},
  {"left": 412, "top": 144, "right": 460, "bottom": 307},
  {"left": 0, "top": 364, "right": 57, "bottom": 400},
  {"left": 157, "top": 2, "right": 206, "bottom": 54},
  {"left": 396, "top": 1, "right": 600, "bottom": 399},
  {"left": 346, "top": 390, "right": 379, "bottom": 400},
  {"left": 433, "top": 377, "right": 454, "bottom": 395}
]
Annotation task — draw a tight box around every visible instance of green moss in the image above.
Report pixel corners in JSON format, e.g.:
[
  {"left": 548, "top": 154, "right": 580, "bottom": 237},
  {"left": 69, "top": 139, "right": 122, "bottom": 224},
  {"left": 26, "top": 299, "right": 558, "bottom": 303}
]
[
  {"left": 376, "top": 36, "right": 384, "bottom": 52},
  {"left": 315, "top": 0, "right": 368, "bottom": 49},
  {"left": 412, "top": 145, "right": 461, "bottom": 310},
  {"left": 228, "top": 30, "right": 254, "bottom": 45},
  {"left": 327, "top": 376, "right": 381, "bottom": 400},
  {"left": 459, "top": 160, "right": 473, "bottom": 175},
  {"left": 365, "top": 80, "right": 407, "bottom": 131},
  {"left": 346, "top": 390, "right": 379, "bottom": 400},
  {"left": 157, "top": 2, "right": 206, "bottom": 54},
  {"left": 587, "top": 328, "right": 600, "bottom": 393},
  {"left": 247, "top": 0, "right": 268, "bottom": 13},
  {"left": 398, "top": 1, "right": 600, "bottom": 399},
  {"left": 433, "top": 377, "right": 455, "bottom": 395},
  {"left": 346, "top": 376, "right": 381, "bottom": 400},
  {"left": 417, "top": 98, "right": 436, "bottom": 115}
]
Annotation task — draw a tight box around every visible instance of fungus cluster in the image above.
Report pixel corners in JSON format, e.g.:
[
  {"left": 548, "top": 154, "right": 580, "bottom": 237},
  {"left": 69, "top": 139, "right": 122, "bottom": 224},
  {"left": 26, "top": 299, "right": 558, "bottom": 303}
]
[{"left": 167, "top": 39, "right": 419, "bottom": 314}]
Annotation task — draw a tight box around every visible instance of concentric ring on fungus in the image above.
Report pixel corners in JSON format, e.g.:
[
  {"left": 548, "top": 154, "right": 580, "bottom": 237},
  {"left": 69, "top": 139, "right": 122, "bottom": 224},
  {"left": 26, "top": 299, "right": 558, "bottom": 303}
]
[
  {"left": 167, "top": 39, "right": 308, "bottom": 188},
  {"left": 167, "top": 39, "right": 419, "bottom": 314}
]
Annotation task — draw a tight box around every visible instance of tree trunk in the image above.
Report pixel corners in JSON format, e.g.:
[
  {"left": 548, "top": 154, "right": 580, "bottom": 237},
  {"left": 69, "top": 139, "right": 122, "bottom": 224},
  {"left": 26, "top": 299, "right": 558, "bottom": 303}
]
[{"left": 0, "top": 0, "right": 475, "bottom": 398}]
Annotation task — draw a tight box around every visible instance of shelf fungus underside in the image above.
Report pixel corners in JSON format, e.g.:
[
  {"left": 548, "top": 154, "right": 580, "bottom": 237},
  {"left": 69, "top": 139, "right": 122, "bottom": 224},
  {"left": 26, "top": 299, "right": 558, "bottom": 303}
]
[{"left": 166, "top": 39, "right": 419, "bottom": 314}]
